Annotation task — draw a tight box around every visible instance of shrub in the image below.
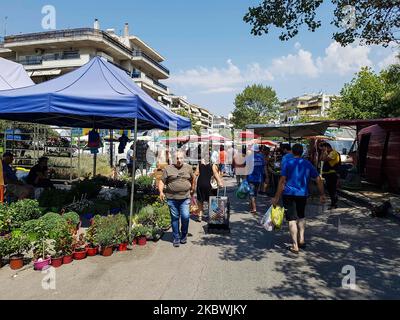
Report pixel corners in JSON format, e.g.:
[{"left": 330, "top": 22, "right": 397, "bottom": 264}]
[
  {"left": 92, "top": 215, "right": 117, "bottom": 248},
  {"left": 8, "top": 200, "right": 43, "bottom": 229},
  {"left": 63, "top": 211, "right": 80, "bottom": 227},
  {"left": 7, "top": 230, "right": 31, "bottom": 258},
  {"left": 0, "top": 235, "right": 9, "bottom": 258},
  {"left": 0, "top": 204, "right": 11, "bottom": 234},
  {"left": 113, "top": 214, "right": 128, "bottom": 244}
]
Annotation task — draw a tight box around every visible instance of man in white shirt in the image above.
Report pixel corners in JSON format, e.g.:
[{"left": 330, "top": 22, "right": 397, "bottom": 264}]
[{"left": 126, "top": 144, "right": 134, "bottom": 175}]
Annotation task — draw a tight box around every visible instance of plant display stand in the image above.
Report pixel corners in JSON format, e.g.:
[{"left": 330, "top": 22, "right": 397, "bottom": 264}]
[{"left": 3, "top": 123, "right": 80, "bottom": 183}]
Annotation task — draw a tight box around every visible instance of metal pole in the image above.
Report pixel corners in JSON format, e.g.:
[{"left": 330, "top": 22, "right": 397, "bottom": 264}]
[
  {"left": 110, "top": 129, "right": 114, "bottom": 168},
  {"left": 128, "top": 118, "right": 138, "bottom": 246},
  {"left": 93, "top": 152, "right": 97, "bottom": 177}
]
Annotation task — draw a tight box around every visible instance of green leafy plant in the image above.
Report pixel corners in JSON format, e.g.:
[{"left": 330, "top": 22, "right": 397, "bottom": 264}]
[
  {"left": 113, "top": 214, "right": 128, "bottom": 244},
  {"left": 7, "top": 229, "right": 31, "bottom": 258},
  {"left": 8, "top": 200, "right": 44, "bottom": 229},
  {"left": 21, "top": 219, "right": 53, "bottom": 260},
  {"left": 93, "top": 215, "right": 117, "bottom": 248},
  {"left": 85, "top": 222, "right": 98, "bottom": 248},
  {"left": 63, "top": 211, "right": 80, "bottom": 227},
  {"left": 0, "top": 204, "right": 11, "bottom": 234},
  {"left": 72, "top": 233, "right": 86, "bottom": 252},
  {"left": 0, "top": 235, "right": 9, "bottom": 258}
]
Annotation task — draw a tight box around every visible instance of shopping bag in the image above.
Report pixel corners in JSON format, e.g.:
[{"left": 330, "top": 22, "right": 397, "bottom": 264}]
[
  {"left": 209, "top": 187, "right": 230, "bottom": 225},
  {"left": 260, "top": 206, "right": 274, "bottom": 232},
  {"left": 236, "top": 180, "right": 251, "bottom": 199},
  {"left": 271, "top": 205, "right": 285, "bottom": 230},
  {"left": 190, "top": 195, "right": 199, "bottom": 215}
]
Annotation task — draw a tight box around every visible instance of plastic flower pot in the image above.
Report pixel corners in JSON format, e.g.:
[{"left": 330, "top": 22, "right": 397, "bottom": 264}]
[
  {"left": 138, "top": 236, "right": 147, "bottom": 246},
  {"left": 86, "top": 246, "right": 98, "bottom": 256},
  {"left": 101, "top": 246, "right": 113, "bottom": 257},
  {"left": 63, "top": 254, "right": 73, "bottom": 264},
  {"left": 34, "top": 257, "right": 51, "bottom": 271},
  {"left": 51, "top": 256, "right": 63, "bottom": 268},
  {"left": 10, "top": 255, "right": 24, "bottom": 270},
  {"left": 73, "top": 249, "right": 87, "bottom": 260},
  {"left": 118, "top": 243, "right": 128, "bottom": 251},
  {"left": 132, "top": 238, "right": 138, "bottom": 246}
]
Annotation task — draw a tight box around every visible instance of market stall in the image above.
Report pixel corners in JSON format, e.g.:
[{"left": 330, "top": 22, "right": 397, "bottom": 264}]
[{"left": 0, "top": 56, "right": 191, "bottom": 259}]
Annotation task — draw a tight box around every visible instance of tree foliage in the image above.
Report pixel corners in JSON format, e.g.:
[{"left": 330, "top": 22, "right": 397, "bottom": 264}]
[
  {"left": 244, "top": 0, "right": 400, "bottom": 46},
  {"left": 232, "top": 84, "right": 279, "bottom": 129},
  {"left": 329, "top": 62, "right": 400, "bottom": 120}
]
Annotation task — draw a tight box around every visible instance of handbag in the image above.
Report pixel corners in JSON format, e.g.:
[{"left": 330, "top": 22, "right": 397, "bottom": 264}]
[{"left": 210, "top": 176, "right": 218, "bottom": 190}]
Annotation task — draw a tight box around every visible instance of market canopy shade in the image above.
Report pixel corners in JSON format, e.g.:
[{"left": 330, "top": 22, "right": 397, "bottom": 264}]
[
  {"left": 0, "top": 56, "right": 191, "bottom": 131},
  {"left": 239, "top": 131, "right": 260, "bottom": 139},
  {"left": 0, "top": 57, "right": 34, "bottom": 90},
  {"left": 246, "top": 122, "right": 329, "bottom": 139}
]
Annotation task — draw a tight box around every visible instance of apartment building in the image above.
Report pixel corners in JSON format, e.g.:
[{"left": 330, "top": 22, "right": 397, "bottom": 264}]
[
  {"left": 0, "top": 20, "right": 171, "bottom": 106},
  {"left": 280, "top": 93, "right": 339, "bottom": 123},
  {"left": 212, "top": 115, "right": 232, "bottom": 131},
  {"left": 170, "top": 95, "right": 213, "bottom": 131}
]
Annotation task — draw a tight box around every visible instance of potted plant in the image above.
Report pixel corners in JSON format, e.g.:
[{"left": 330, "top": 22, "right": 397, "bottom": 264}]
[
  {"left": 95, "top": 215, "right": 116, "bottom": 257},
  {"left": 114, "top": 214, "right": 129, "bottom": 251},
  {"left": 72, "top": 234, "right": 87, "bottom": 260},
  {"left": 62, "top": 211, "right": 81, "bottom": 233},
  {"left": 8, "top": 230, "right": 31, "bottom": 270},
  {"left": 0, "top": 204, "right": 11, "bottom": 236},
  {"left": 132, "top": 225, "right": 148, "bottom": 246},
  {"left": 0, "top": 235, "right": 9, "bottom": 268},
  {"left": 85, "top": 222, "right": 98, "bottom": 256},
  {"left": 51, "top": 222, "right": 74, "bottom": 268}
]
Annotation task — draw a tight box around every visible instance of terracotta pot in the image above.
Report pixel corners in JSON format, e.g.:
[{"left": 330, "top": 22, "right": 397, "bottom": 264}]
[
  {"left": 34, "top": 257, "right": 51, "bottom": 271},
  {"left": 86, "top": 246, "right": 98, "bottom": 256},
  {"left": 101, "top": 246, "right": 113, "bottom": 257},
  {"left": 10, "top": 255, "right": 24, "bottom": 270},
  {"left": 138, "top": 236, "right": 147, "bottom": 246},
  {"left": 63, "top": 254, "right": 73, "bottom": 264},
  {"left": 73, "top": 249, "right": 87, "bottom": 260},
  {"left": 118, "top": 243, "right": 128, "bottom": 251},
  {"left": 51, "top": 256, "right": 63, "bottom": 268}
]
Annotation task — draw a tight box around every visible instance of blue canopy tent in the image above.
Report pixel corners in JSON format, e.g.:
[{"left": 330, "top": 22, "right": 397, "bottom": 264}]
[{"left": 0, "top": 56, "right": 191, "bottom": 242}]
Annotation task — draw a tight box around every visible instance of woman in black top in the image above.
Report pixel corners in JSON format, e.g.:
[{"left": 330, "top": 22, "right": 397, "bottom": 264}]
[{"left": 194, "top": 155, "right": 223, "bottom": 222}]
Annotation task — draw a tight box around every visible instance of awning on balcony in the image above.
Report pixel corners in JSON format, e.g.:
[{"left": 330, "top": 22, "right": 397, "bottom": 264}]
[{"left": 31, "top": 69, "right": 62, "bottom": 77}]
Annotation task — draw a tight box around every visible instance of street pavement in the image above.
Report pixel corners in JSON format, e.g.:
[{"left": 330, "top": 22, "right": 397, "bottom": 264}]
[{"left": 1, "top": 177, "right": 399, "bottom": 300}]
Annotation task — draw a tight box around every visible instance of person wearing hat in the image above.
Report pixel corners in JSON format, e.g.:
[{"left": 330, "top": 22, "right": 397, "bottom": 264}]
[
  {"left": 246, "top": 144, "right": 267, "bottom": 214},
  {"left": 27, "top": 156, "right": 54, "bottom": 188},
  {"left": 2, "top": 152, "right": 34, "bottom": 199}
]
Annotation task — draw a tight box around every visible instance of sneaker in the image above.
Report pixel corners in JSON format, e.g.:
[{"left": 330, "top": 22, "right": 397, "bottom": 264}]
[
  {"left": 173, "top": 240, "right": 180, "bottom": 247},
  {"left": 180, "top": 237, "right": 187, "bottom": 244}
]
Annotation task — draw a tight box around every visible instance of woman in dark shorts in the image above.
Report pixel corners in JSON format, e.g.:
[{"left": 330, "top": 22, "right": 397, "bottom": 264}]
[{"left": 194, "top": 157, "right": 224, "bottom": 222}]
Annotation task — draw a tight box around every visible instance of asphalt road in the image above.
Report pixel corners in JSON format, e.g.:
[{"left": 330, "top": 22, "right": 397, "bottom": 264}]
[{"left": 1, "top": 177, "right": 399, "bottom": 300}]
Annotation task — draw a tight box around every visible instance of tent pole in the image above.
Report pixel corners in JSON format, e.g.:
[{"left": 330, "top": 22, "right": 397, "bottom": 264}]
[
  {"left": 93, "top": 152, "right": 97, "bottom": 177},
  {"left": 128, "top": 118, "right": 138, "bottom": 246}
]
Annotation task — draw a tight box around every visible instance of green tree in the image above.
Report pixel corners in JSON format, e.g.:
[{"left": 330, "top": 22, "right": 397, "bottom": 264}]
[
  {"left": 176, "top": 109, "right": 201, "bottom": 135},
  {"left": 329, "top": 67, "right": 388, "bottom": 120},
  {"left": 232, "top": 84, "right": 279, "bottom": 129},
  {"left": 244, "top": 0, "right": 400, "bottom": 47},
  {"left": 381, "top": 55, "right": 400, "bottom": 117}
]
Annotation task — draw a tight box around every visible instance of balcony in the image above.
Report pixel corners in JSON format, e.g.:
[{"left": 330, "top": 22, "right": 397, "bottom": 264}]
[
  {"left": 5, "top": 28, "right": 134, "bottom": 57},
  {"left": 18, "top": 52, "right": 81, "bottom": 65},
  {"left": 153, "top": 79, "right": 168, "bottom": 90},
  {"left": 132, "top": 50, "right": 169, "bottom": 75}
]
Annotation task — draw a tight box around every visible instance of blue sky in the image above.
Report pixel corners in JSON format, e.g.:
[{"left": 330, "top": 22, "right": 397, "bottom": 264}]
[{"left": 1, "top": 0, "right": 398, "bottom": 116}]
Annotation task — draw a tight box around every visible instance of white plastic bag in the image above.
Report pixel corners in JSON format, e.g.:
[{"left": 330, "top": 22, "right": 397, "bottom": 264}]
[{"left": 260, "top": 206, "right": 274, "bottom": 232}]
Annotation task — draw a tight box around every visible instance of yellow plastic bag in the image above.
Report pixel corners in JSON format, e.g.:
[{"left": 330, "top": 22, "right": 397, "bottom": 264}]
[{"left": 271, "top": 206, "right": 285, "bottom": 230}]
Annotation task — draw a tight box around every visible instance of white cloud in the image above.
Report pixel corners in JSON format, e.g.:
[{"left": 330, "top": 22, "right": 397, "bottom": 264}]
[
  {"left": 270, "top": 49, "right": 319, "bottom": 78},
  {"left": 378, "top": 51, "right": 399, "bottom": 70},
  {"left": 316, "top": 42, "right": 372, "bottom": 75},
  {"left": 168, "top": 41, "right": 395, "bottom": 96},
  {"left": 168, "top": 59, "right": 273, "bottom": 94}
]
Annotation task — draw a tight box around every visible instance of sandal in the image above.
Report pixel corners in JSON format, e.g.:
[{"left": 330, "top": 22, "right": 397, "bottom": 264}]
[{"left": 287, "top": 246, "right": 299, "bottom": 254}]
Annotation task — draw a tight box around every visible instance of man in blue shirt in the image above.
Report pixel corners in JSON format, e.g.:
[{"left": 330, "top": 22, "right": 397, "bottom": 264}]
[
  {"left": 246, "top": 144, "right": 267, "bottom": 214},
  {"left": 281, "top": 143, "right": 294, "bottom": 165},
  {"left": 272, "top": 144, "right": 325, "bottom": 254}
]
